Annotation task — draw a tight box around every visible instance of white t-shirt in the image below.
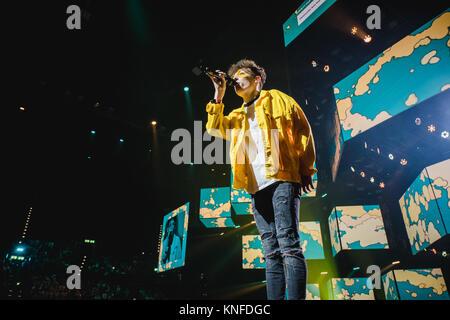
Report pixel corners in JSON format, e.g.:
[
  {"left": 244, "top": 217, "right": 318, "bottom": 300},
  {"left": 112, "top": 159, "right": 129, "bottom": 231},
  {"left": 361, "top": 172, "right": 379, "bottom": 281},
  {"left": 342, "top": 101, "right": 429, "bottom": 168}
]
[{"left": 245, "top": 98, "right": 278, "bottom": 194}]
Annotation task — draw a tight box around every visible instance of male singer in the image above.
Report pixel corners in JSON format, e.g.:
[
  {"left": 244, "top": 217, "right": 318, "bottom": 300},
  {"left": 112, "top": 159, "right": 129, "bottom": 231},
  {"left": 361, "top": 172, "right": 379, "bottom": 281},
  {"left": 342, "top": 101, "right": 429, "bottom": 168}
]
[{"left": 205, "top": 59, "right": 317, "bottom": 300}]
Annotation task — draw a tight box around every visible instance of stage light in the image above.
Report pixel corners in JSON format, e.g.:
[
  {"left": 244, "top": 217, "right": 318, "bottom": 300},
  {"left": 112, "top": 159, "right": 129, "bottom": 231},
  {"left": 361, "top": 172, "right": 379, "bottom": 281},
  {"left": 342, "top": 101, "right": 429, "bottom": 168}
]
[
  {"left": 388, "top": 154, "right": 394, "bottom": 160},
  {"left": 428, "top": 124, "right": 436, "bottom": 132},
  {"left": 415, "top": 118, "right": 421, "bottom": 125},
  {"left": 351, "top": 26, "right": 357, "bottom": 35},
  {"left": 441, "top": 131, "right": 448, "bottom": 138},
  {"left": 184, "top": 86, "right": 189, "bottom": 92},
  {"left": 442, "top": 251, "right": 447, "bottom": 257},
  {"left": 392, "top": 261, "right": 400, "bottom": 265},
  {"left": 90, "top": 130, "right": 96, "bottom": 134},
  {"left": 360, "top": 171, "right": 365, "bottom": 178},
  {"left": 311, "top": 60, "right": 318, "bottom": 68},
  {"left": 350, "top": 166, "right": 355, "bottom": 172},
  {"left": 353, "top": 267, "right": 360, "bottom": 271},
  {"left": 364, "top": 35, "right": 372, "bottom": 43},
  {"left": 370, "top": 177, "right": 375, "bottom": 183},
  {"left": 16, "top": 247, "right": 24, "bottom": 253},
  {"left": 379, "top": 182, "right": 385, "bottom": 188},
  {"left": 19, "top": 106, "right": 25, "bottom": 111},
  {"left": 323, "top": 65, "right": 330, "bottom": 72},
  {"left": 151, "top": 120, "right": 157, "bottom": 126},
  {"left": 400, "top": 159, "right": 407, "bottom": 166},
  {"left": 321, "top": 193, "right": 328, "bottom": 198},
  {"left": 119, "top": 138, "right": 124, "bottom": 143},
  {"left": 320, "top": 271, "right": 328, "bottom": 275}
]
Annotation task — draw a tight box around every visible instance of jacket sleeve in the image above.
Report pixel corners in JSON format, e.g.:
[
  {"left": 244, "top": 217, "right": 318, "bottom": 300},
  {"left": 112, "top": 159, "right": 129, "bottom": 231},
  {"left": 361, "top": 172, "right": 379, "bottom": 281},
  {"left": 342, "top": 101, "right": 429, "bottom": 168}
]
[
  {"left": 205, "top": 101, "right": 233, "bottom": 141},
  {"left": 291, "top": 100, "right": 318, "bottom": 177}
]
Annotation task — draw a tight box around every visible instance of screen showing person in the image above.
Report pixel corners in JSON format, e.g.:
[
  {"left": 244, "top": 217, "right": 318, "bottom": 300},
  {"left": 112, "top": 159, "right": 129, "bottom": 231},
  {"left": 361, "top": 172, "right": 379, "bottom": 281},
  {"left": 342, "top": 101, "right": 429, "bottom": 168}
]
[{"left": 157, "top": 203, "right": 190, "bottom": 272}]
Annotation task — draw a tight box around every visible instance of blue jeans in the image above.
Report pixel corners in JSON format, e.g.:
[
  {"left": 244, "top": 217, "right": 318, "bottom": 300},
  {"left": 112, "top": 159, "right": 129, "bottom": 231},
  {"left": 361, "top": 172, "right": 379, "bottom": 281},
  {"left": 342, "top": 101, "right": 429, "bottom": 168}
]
[{"left": 251, "top": 181, "right": 307, "bottom": 300}]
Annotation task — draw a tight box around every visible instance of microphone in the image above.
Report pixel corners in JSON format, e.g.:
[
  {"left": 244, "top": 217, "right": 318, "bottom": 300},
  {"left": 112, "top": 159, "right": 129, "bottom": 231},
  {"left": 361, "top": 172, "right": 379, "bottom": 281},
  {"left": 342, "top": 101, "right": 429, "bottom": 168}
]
[{"left": 192, "top": 65, "right": 238, "bottom": 87}]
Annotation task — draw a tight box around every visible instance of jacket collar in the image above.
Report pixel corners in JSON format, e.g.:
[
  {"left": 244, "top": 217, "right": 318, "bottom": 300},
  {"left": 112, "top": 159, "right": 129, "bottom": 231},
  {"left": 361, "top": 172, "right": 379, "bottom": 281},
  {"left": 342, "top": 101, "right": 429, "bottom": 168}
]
[{"left": 237, "top": 90, "right": 270, "bottom": 113}]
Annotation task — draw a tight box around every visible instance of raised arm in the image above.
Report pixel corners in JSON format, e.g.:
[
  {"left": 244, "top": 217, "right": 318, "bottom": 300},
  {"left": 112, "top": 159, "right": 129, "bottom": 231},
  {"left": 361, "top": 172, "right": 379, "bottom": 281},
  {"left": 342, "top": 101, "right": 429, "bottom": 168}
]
[{"left": 205, "top": 70, "right": 232, "bottom": 140}]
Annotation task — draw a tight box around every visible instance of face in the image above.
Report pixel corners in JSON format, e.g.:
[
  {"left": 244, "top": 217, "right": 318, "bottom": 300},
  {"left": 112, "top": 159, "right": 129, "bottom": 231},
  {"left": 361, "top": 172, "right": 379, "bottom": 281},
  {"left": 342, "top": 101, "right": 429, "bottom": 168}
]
[
  {"left": 166, "top": 218, "right": 175, "bottom": 234},
  {"left": 232, "top": 68, "right": 260, "bottom": 97}
]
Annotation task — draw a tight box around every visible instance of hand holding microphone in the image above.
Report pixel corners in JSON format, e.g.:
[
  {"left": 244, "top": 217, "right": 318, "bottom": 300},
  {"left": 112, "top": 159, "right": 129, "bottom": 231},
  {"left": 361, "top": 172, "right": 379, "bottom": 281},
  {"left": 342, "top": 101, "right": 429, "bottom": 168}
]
[
  {"left": 192, "top": 65, "right": 239, "bottom": 102},
  {"left": 207, "top": 70, "right": 227, "bottom": 101}
]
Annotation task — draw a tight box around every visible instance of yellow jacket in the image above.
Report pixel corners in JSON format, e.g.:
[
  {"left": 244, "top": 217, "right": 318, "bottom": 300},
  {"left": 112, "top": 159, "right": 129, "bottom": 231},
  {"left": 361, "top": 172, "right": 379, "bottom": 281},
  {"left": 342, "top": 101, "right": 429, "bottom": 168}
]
[{"left": 205, "top": 89, "right": 317, "bottom": 194}]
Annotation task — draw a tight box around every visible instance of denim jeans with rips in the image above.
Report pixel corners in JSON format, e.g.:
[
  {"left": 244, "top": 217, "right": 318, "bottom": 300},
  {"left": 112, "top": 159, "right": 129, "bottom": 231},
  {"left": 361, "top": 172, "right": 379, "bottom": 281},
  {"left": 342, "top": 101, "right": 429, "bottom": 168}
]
[{"left": 251, "top": 181, "right": 307, "bottom": 300}]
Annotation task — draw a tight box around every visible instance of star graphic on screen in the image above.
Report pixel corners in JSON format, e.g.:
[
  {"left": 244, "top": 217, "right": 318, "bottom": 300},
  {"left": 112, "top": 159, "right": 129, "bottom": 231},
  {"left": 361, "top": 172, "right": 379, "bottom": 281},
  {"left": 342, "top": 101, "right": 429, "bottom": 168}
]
[{"left": 364, "top": 35, "right": 372, "bottom": 43}]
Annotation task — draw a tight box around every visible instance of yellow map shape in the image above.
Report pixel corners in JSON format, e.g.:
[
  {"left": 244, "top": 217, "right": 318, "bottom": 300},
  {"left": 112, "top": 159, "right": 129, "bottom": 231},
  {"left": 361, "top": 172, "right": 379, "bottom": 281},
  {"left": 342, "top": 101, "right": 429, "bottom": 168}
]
[
  {"left": 335, "top": 12, "right": 450, "bottom": 137},
  {"left": 394, "top": 269, "right": 448, "bottom": 296},
  {"left": 299, "top": 222, "right": 323, "bottom": 247},
  {"left": 199, "top": 202, "right": 231, "bottom": 218},
  {"left": 242, "top": 235, "right": 264, "bottom": 268}
]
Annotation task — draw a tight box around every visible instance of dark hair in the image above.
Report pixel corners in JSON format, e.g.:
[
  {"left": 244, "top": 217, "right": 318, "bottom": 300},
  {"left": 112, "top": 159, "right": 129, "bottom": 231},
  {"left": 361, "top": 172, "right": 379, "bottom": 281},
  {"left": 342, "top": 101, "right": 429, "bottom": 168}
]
[
  {"left": 227, "top": 59, "right": 267, "bottom": 87},
  {"left": 164, "top": 215, "right": 178, "bottom": 240}
]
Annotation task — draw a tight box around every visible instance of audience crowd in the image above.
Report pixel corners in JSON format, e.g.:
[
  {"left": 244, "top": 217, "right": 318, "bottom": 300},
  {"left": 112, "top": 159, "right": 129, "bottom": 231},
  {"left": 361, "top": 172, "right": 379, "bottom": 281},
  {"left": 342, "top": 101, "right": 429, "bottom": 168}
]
[{"left": 0, "top": 240, "right": 167, "bottom": 300}]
